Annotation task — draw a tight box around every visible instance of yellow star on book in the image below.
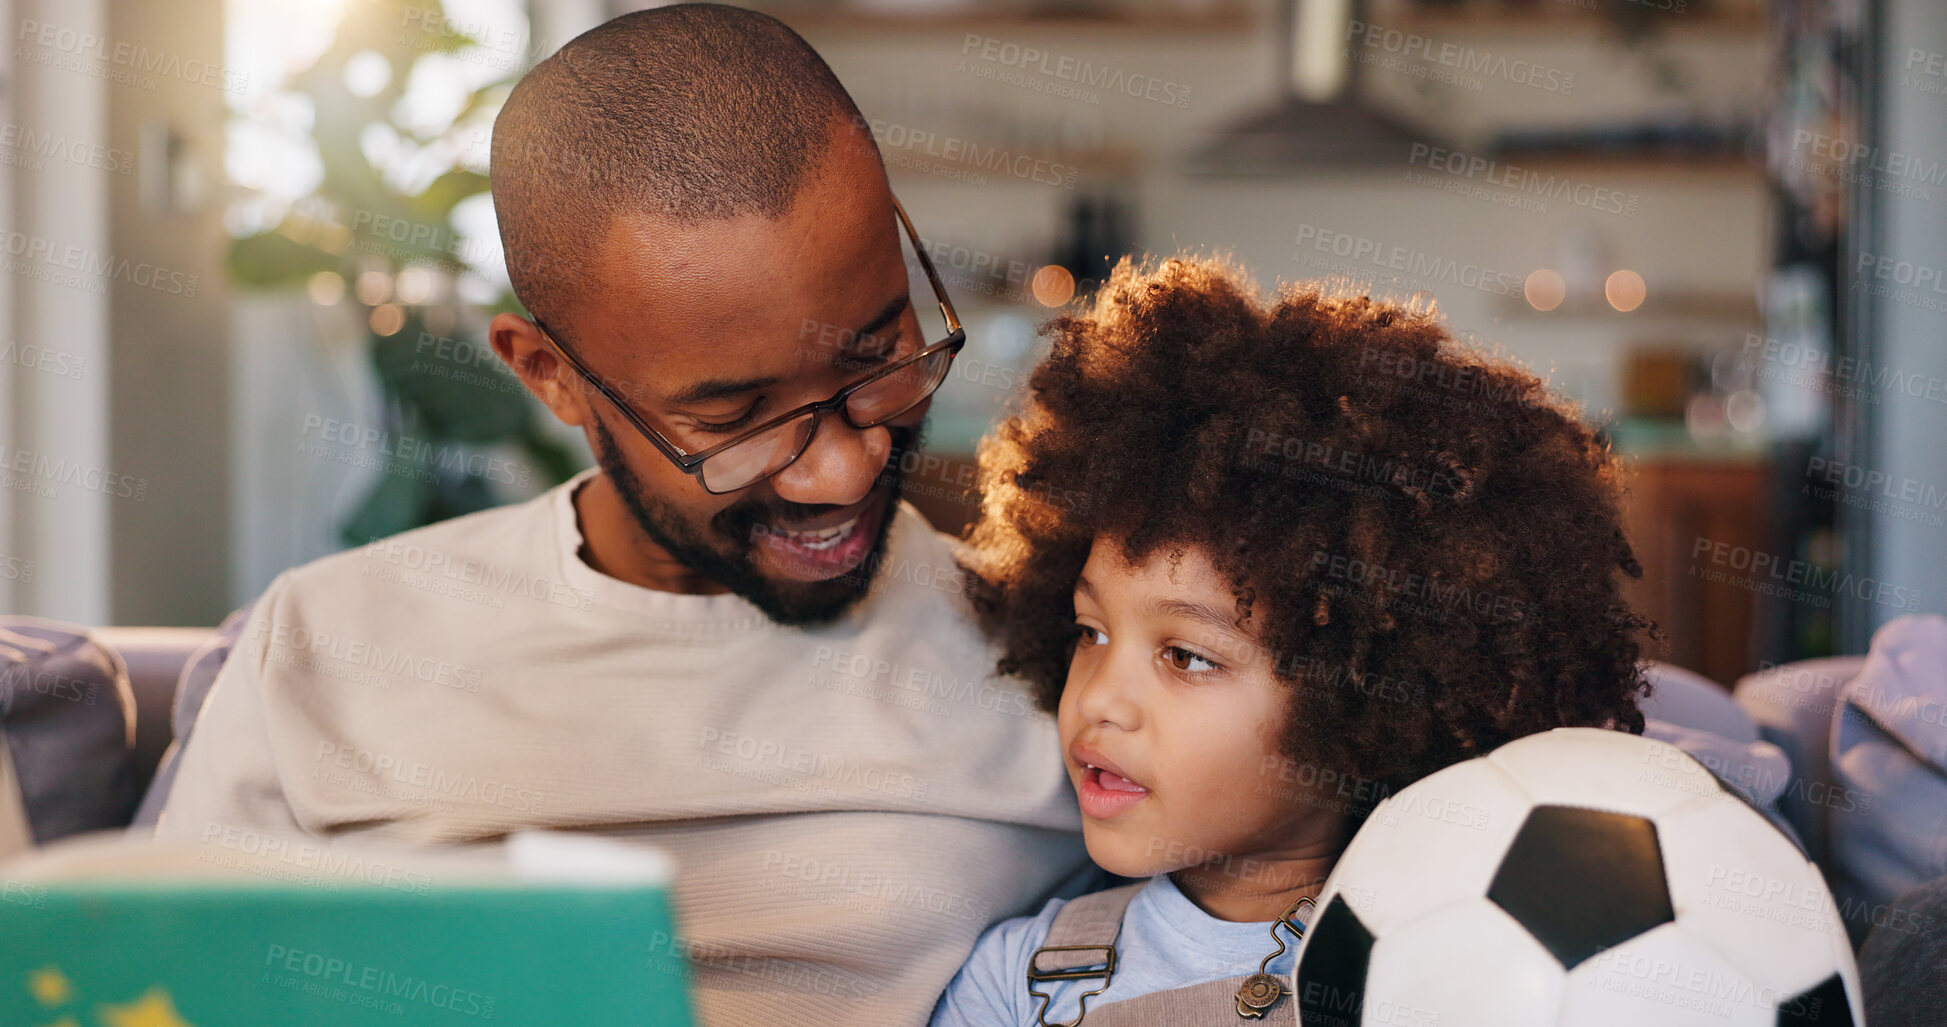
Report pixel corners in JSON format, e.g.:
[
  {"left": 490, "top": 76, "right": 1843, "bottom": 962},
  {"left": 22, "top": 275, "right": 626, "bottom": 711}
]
[
  {"left": 96, "top": 988, "right": 196, "bottom": 1027},
  {"left": 28, "top": 966, "right": 72, "bottom": 1006}
]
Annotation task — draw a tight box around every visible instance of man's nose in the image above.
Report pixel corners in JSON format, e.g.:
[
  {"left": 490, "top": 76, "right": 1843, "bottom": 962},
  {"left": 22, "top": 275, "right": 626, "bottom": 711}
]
[{"left": 765, "top": 416, "right": 892, "bottom": 508}]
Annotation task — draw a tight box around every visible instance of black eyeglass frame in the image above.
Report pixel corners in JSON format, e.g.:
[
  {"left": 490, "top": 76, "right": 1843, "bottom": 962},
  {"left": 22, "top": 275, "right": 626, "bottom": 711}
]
[{"left": 529, "top": 196, "right": 967, "bottom": 494}]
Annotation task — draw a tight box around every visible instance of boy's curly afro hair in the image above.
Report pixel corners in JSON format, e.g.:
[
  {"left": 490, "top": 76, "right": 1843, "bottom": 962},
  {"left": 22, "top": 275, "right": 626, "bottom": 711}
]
[{"left": 959, "top": 256, "right": 1652, "bottom": 796}]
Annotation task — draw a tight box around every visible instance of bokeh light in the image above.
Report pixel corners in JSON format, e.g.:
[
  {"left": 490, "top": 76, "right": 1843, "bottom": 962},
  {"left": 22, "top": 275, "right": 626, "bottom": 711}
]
[
  {"left": 343, "top": 50, "right": 392, "bottom": 99},
  {"left": 1031, "top": 265, "right": 1076, "bottom": 307},
  {"left": 1605, "top": 270, "right": 1648, "bottom": 313},
  {"left": 354, "top": 269, "right": 393, "bottom": 305},
  {"left": 306, "top": 270, "right": 345, "bottom": 305},
  {"left": 369, "top": 303, "right": 406, "bottom": 337},
  {"left": 1524, "top": 269, "right": 1566, "bottom": 312},
  {"left": 1725, "top": 389, "right": 1766, "bottom": 433},
  {"left": 396, "top": 266, "right": 436, "bottom": 305}
]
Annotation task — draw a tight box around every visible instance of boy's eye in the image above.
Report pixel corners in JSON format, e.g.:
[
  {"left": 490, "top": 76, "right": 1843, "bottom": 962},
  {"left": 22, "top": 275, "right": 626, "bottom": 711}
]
[
  {"left": 1073, "top": 623, "right": 1107, "bottom": 648},
  {"left": 1162, "top": 646, "right": 1220, "bottom": 674}
]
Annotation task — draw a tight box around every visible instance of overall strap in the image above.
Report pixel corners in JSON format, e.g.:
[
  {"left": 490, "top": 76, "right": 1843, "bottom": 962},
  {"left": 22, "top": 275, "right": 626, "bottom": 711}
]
[
  {"left": 1075, "top": 974, "right": 1267, "bottom": 1027},
  {"left": 1043, "top": 883, "right": 1146, "bottom": 953},
  {"left": 1026, "top": 883, "right": 1145, "bottom": 1027},
  {"left": 1028, "top": 884, "right": 1313, "bottom": 1027}
]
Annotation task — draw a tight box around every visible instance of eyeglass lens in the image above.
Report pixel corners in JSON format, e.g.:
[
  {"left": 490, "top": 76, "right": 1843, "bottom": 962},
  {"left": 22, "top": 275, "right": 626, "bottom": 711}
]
[{"left": 697, "top": 345, "right": 954, "bottom": 493}]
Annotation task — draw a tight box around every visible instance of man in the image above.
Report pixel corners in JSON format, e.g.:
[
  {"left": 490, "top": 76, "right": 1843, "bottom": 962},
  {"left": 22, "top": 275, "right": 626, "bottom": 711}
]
[{"left": 158, "top": 6, "right": 1088, "bottom": 1024}]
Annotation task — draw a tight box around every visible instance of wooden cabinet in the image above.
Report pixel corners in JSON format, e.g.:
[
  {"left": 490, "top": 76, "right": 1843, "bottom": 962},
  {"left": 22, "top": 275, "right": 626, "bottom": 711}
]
[{"left": 1618, "top": 454, "right": 1770, "bottom": 687}]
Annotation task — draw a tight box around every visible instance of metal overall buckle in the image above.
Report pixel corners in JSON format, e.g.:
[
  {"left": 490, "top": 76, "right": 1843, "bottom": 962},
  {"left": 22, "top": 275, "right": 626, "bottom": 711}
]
[
  {"left": 1234, "top": 895, "right": 1315, "bottom": 1019},
  {"left": 1026, "top": 944, "right": 1117, "bottom": 1027}
]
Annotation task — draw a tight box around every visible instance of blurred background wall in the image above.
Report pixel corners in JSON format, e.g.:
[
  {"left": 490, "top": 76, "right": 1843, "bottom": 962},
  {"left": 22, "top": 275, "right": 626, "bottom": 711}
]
[{"left": 0, "top": 0, "right": 1942, "bottom": 688}]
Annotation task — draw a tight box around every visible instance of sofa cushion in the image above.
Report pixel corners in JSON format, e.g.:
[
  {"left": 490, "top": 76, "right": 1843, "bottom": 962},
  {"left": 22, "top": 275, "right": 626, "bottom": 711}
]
[
  {"left": 1830, "top": 614, "right": 1947, "bottom": 935},
  {"left": 0, "top": 617, "right": 140, "bottom": 842},
  {"left": 1733, "top": 654, "right": 1865, "bottom": 867}
]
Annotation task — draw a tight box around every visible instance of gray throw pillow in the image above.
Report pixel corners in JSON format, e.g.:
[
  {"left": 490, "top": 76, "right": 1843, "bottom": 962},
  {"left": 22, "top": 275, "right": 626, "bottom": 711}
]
[{"left": 0, "top": 617, "right": 140, "bottom": 841}]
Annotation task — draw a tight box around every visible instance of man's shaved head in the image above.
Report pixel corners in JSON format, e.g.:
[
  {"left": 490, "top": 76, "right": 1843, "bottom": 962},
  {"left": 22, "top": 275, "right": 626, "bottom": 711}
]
[
  {"left": 487, "top": 4, "right": 923, "bottom": 625},
  {"left": 492, "top": 3, "right": 870, "bottom": 329}
]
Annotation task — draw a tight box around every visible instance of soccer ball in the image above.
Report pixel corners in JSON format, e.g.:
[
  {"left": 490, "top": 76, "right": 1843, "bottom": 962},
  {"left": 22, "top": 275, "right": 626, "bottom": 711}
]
[{"left": 1291, "top": 727, "right": 1863, "bottom": 1027}]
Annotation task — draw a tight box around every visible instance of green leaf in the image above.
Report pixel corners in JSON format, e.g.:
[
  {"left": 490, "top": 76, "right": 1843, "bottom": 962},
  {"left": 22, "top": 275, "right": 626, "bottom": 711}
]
[
  {"left": 519, "top": 420, "right": 590, "bottom": 486},
  {"left": 369, "top": 314, "right": 531, "bottom": 444},
  {"left": 227, "top": 232, "right": 340, "bottom": 289},
  {"left": 413, "top": 169, "right": 492, "bottom": 223},
  {"left": 427, "top": 470, "right": 502, "bottom": 523},
  {"left": 339, "top": 469, "right": 435, "bottom": 546}
]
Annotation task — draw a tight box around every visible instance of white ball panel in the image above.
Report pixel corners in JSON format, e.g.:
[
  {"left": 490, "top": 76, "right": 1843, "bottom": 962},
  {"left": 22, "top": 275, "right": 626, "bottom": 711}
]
[
  {"left": 1324, "top": 759, "right": 1533, "bottom": 937},
  {"left": 1362, "top": 898, "right": 1565, "bottom": 1027},
  {"left": 1561, "top": 922, "right": 1775, "bottom": 1027},
  {"left": 1827, "top": 912, "right": 1867, "bottom": 1025},
  {"left": 1487, "top": 727, "right": 1721, "bottom": 819},
  {"left": 1655, "top": 793, "right": 1849, "bottom": 997}
]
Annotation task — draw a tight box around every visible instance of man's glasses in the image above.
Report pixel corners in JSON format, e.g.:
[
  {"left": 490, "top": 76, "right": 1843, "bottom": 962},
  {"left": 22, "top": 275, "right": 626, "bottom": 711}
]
[{"left": 530, "top": 197, "right": 965, "bottom": 494}]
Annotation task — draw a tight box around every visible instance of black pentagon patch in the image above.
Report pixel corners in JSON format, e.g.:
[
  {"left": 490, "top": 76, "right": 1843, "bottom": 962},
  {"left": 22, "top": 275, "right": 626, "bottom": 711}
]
[
  {"left": 1487, "top": 804, "right": 1674, "bottom": 970},
  {"left": 1295, "top": 894, "right": 1372, "bottom": 1027},
  {"left": 1777, "top": 973, "right": 1856, "bottom": 1026}
]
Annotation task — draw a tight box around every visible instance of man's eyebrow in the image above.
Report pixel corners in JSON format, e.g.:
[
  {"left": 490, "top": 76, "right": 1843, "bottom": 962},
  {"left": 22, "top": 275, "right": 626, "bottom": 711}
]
[
  {"left": 848, "top": 294, "right": 911, "bottom": 349},
  {"left": 662, "top": 294, "right": 912, "bottom": 407},
  {"left": 666, "top": 373, "right": 784, "bottom": 406}
]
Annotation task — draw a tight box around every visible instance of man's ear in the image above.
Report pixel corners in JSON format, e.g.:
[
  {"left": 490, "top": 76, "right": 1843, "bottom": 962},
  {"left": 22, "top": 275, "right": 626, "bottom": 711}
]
[{"left": 491, "top": 312, "right": 590, "bottom": 428}]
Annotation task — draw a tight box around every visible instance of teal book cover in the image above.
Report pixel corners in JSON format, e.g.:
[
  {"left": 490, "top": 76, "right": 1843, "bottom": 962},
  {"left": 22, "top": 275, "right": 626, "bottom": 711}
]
[{"left": 0, "top": 832, "right": 696, "bottom": 1027}]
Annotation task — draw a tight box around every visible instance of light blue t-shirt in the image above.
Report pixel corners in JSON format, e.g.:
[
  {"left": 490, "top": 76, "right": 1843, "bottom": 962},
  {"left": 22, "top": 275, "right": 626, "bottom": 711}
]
[{"left": 928, "top": 873, "right": 1305, "bottom": 1026}]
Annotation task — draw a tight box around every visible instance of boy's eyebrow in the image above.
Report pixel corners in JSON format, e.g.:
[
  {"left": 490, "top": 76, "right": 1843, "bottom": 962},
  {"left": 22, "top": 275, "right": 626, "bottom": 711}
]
[
  {"left": 1074, "top": 575, "right": 1250, "bottom": 641},
  {"left": 1149, "top": 597, "right": 1248, "bottom": 638}
]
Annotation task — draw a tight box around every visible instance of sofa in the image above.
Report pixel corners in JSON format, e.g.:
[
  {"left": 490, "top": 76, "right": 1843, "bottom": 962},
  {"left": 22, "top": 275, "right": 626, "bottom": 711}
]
[
  {"left": 1, "top": 610, "right": 246, "bottom": 841},
  {"left": 5, "top": 611, "right": 1942, "bottom": 926}
]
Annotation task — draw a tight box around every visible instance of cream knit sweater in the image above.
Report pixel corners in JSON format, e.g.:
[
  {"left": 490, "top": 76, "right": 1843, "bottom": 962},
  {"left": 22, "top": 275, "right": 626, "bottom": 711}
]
[{"left": 158, "top": 469, "right": 1089, "bottom": 1026}]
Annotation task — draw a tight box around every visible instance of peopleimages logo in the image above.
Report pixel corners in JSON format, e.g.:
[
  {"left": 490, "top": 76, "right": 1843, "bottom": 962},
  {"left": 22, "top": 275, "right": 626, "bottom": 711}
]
[
  {"left": 854, "top": 116, "right": 1080, "bottom": 189},
  {"left": 960, "top": 34, "right": 1192, "bottom": 108},
  {"left": 1691, "top": 537, "right": 1925, "bottom": 612},
  {"left": 0, "top": 122, "right": 133, "bottom": 175},
  {"left": 1407, "top": 143, "right": 1640, "bottom": 217},
  {"left": 1293, "top": 224, "right": 1524, "bottom": 298},
  {"left": 15, "top": 19, "right": 251, "bottom": 95},
  {"left": 1792, "top": 130, "right": 1947, "bottom": 190},
  {"left": 0, "top": 230, "right": 199, "bottom": 296},
  {"left": 0, "top": 553, "right": 33, "bottom": 584},
  {"left": 1346, "top": 20, "right": 1576, "bottom": 94},
  {"left": 0, "top": 339, "right": 85, "bottom": 381}
]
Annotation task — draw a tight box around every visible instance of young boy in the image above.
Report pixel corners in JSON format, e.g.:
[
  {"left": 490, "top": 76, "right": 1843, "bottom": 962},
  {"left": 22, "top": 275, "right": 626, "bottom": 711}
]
[{"left": 932, "top": 257, "right": 1652, "bottom": 1025}]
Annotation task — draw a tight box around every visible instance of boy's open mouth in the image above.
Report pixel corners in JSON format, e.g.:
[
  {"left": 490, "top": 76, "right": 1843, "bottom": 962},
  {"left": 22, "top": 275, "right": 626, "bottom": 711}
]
[{"left": 1073, "top": 745, "right": 1150, "bottom": 819}]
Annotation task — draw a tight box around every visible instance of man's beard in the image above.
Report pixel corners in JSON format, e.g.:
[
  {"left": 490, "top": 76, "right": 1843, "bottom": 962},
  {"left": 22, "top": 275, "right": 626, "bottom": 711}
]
[{"left": 589, "top": 415, "right": 918, "bottom": 627}]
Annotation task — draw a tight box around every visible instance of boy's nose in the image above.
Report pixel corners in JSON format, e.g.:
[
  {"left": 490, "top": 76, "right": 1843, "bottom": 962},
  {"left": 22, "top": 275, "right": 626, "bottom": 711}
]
[{"left": 1072, "top": 660, "right": 1141, "bottom": 732}]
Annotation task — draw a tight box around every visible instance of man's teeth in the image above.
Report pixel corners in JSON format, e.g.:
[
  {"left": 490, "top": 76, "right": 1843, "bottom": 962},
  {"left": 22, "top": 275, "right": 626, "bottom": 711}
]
[{"left": 771, "top": 515, "right": 859, "bottom": 551}]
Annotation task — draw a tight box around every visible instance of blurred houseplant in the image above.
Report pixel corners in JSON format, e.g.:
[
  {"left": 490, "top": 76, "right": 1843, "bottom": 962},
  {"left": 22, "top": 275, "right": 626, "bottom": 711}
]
[{"left": 226, "top": 0, "right": 579, "bottom": 544}]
